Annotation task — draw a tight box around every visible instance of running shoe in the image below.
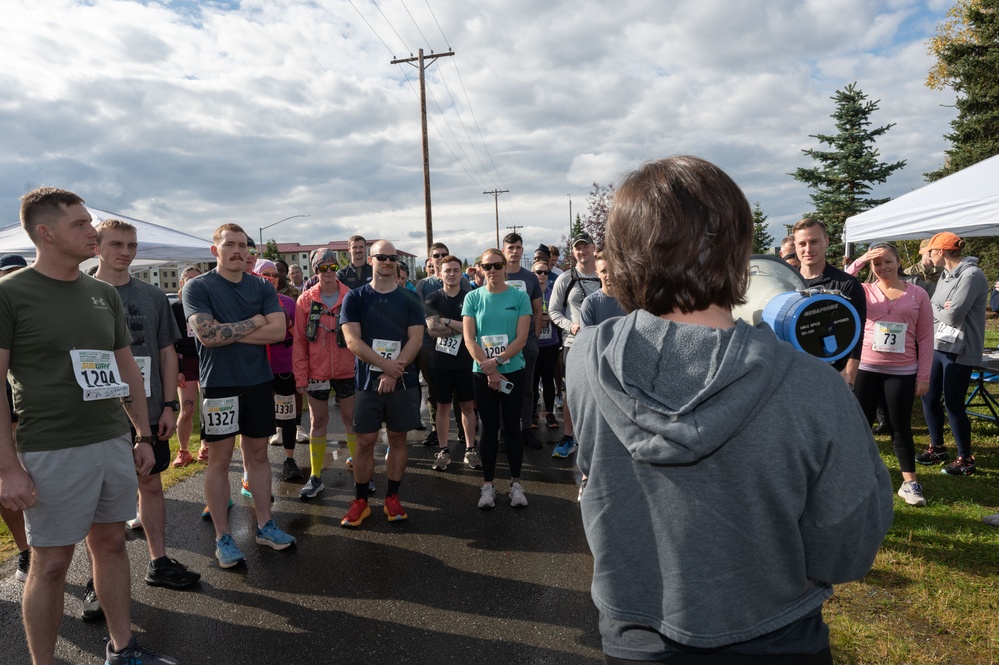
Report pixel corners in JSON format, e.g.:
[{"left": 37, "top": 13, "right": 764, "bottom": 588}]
[
  {"left": 383, "top": 494, "right": 408, "bottom": 522},
  {"left": 125, "top": 513, "right": 142, "bottom": 530},
  {"left": 197, "top": 445, "right": 210, "bottom": 462},
  {"left": 269, "top": 430, "right": 283, "bottom": 446},
  {"left": 15, "top": 548, "right": 29, "bottom": 583},
  {"left": 432, "top": 449, "right": 451, "bottom": 471},
  {"left": 367, "top": 480, "right": 377, "bottom": 493},
  {"left": 464, "top": 448, "right": 482, "bottom": 469},
  {"left": 201, "top": 497, "right": 233, "bottom": 520},
  {"left": 82, "top": 578, "right": 104, "bottom": 621},
  {"left": 552, "top": 435, "right": 577, "bottom": 458},
  {"left": 171, "top": 449, "right": 194, "bottom": 468},
  {"left": 522, "top": 429, "right": 542, "bottom": 449},
  {"left": 915, "top": 446, "right": 949, "bottom": 465},
  {"left": 299, "top": 475, "right": 324, "bottom": 500},
  {"left": 554, "top": 394, "right": 563, "bottom": 410},
  {"left": 282, "top": 457, "right": 303, "bottom": 482},
  {"left": 345, "top": 456, "right": 353, "bottom": 469},
  {"left": 422, "top": 430, "right": 439, "bottom": 447},
  {"left": 145, "top": 557, "right": 201, "bottom": 589},
  {"left": 215, "top": 533, "right": 245, "bottom": 568},
  {"left": 983, "top": 513, "right": 999, "bottom": 527},
  {"left": 255, "top": 520, "right": 296, "bottom": 550},
  {"left": 106, "top": 636, "right": 180, "bottom": 665},
  {"left": 296, "top": 426, "right": 310, "bottom": 443},
  {"left": 478, "top": 484, "right": 496, "bottom": 509},
  {"left": 545, "top": 413, "right": 559, "bottom": 429},
  {"left": 510, "top": 482, "right": 528, "bottom": 508},
  {"left": 897, "top": 480, "right": 927, "bottom": 506},
  {"left": 341, "top": 499, "right": 371, "bottom": 528},
  {"left": 240, "top": 477, "right": 252, "bottom": 498},
  {"left": 942, "top": 456, "right": 976, "bottom": 476}
]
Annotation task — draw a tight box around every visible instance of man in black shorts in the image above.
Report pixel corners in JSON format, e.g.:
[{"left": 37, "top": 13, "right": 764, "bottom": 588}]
[
  {"left": 183, "top": 223, "right": 296, "bottom": 568},
  {"left": 424, "top": 255, "right": 479, "bottom": 470},
  {"left": 339, "top": 240, "right": 424, "bottom": 527}
]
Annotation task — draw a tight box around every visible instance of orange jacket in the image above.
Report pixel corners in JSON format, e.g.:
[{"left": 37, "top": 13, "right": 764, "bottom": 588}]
[{"left": 292, "top": 282, "right": 355, "bottom": 387}]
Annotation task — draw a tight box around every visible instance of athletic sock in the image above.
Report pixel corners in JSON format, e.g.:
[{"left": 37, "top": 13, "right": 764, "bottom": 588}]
[
  {"left": 387, "top": 479, "right": 401, "bottom": 496},
  {"left": 346, "top": 432, "right": 357, "bottom": 459},
  {"left": 355, "top": 482, "right": 370, "bottom": 501},
  {"left": 309, "top": 436, "right": 326, "bottom": 477}
]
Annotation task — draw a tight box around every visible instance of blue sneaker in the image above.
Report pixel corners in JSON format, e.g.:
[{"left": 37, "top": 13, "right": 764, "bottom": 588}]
[
  {"left": 202, "top": 497, "right": 234, "bottom": 520},
  {"left": 552, "top": 435, "right": 577, "bottom": 459},
  {"left": 255, "top": 520, "right": 296, "bottom": 550},
  {"left": 215, "top": 533, "right": 244, "bottom": 568}
]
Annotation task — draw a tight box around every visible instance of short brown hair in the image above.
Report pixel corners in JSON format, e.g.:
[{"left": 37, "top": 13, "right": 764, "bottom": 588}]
[
  {"left": 95, "top": 218, "right": 137, "bottom": 243},
  {"left": 439, "top": 254, "right": 462, "bottom": 270},
  {"left": 213, "top": 223, "right": 247, "bottom": 245},
  {"left": 791, "top": 218, "right": 827, "bottom": 237},
  {"left": 347, "top": 234, "right": 366, "bottom": 246},
  {"left": 20, "top": 187, "right": 85, "bottom": 241},
  {"left": 606, "top": 156, "right": 752, "bottom": 315}
]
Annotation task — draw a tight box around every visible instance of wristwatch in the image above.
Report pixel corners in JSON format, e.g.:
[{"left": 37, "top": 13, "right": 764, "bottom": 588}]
[
  {"left": 496, "top": 356, "right": 507, "bottom": 365},
  {"left": 135, "top": 435, "right": 155, "bottom": 445},
  {"left": 162, "top": 400, "right": 181, "bottom": 411}
]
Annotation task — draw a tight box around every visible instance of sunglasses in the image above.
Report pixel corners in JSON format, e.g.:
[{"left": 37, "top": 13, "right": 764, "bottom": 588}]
[
  {"left": 372, "top": 254, "right": 399, "bottom": 263},
  {"left": 534, "top": 270, "right": 549, "bottom": 275},
  {"left": 480, "top": 262, "right": 505, "bottom": 272},
  {"left": 315, "top": 264, "right": 337, "bottom": 273},
  {"left": 431, "top": 252, "right": 447, "bottom": 258},
  {"left": 247, "top": 248, "right": 258, "bottom": 256},
  {"left": 260, "top": 271, "right": 278, "bottom": 278}
]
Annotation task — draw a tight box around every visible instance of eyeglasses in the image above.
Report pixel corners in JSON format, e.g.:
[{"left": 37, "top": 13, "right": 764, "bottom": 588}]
[
  {"left": 372, "top": 254, "right": 399, "bottom": 263},
  {"left": 431, "top": 252, "right": 447, "bottom": 258},
  {"left": 480, "top": 262, "right": 505, "bottom": 272},
  {"left": 260, "top": 272, "right": 278, "bottom": 278},
  {"left": 534, "top": 270, "right": 549, "bottom": 275},
  {"left": 315, "top": 264, "right": 337, "bottom": 273}
]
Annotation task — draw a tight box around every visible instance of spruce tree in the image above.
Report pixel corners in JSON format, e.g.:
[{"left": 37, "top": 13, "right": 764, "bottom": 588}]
[
  {"left": 791, "top": 83, "right": 906, "bottom": 258},
  {"left": 751, "top": 202, "right": 775, "bottom": 254}
]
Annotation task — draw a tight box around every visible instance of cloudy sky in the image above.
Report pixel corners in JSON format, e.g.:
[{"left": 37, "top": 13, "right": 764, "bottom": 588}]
[{"left": 0, "top": 0, "right": 957, "bottom": 262}]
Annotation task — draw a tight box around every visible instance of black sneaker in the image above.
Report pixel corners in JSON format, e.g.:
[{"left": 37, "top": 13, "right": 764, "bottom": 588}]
[
  {"left": 421, "top": 430, "right": 439, "bottom": 447},
  {"left": 15, "top": 548, "right": 29, "bottom": 582},
  {"left": 522, "top": 429, "right": 542, "bottom": 449},
  {"left": 82, "top": 578, "right": 104, "bottom": 622},
  {"left": 915, "top": 446, "right": 949, "bottom": 465},
  {"left": 942, "top": 456, "right": 976, "bottom": 476},
  {"left": 282, "top": 457, "right": 303, "bottom": 482},
  {"left": 145, "top": 557, "right": 201, "bottom": 589},
  {"left": 106, "top": 636, "right": 180, "bottom": 665}
]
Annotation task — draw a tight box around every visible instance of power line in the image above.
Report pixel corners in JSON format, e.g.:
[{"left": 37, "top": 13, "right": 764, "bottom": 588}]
[
  {"left": 399, "top": 0, "right": 433, "bottom": 50},
  {"left": 347, "top": 0, "right": 396, "bottom": 57},
  {"left": 423, "top": 0, "right": 450, "bottom": 48},
  {"left": 370, "top": 0, "right": 411, "bottom": 55}
]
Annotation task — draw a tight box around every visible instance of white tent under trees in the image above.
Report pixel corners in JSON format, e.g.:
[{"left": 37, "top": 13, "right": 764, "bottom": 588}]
[
  {"left": 0, "top": 206, "right": 214, "bottom": 267},
  {"left": 843, "top": 154, "right": 999, "bottom": 244}
]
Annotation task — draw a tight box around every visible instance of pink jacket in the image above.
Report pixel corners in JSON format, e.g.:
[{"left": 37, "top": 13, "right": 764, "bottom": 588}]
[
  {"left": 860, "top": 282, "right": 934, "bottom": 383},
  {"left": 292, "top": 282, "right": 355, "bottom": 387}
]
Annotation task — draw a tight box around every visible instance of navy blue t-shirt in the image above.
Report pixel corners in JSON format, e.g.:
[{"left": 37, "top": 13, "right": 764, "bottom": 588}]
[{"left": 340, "top": 284, "right": 425, "bottom": 391}]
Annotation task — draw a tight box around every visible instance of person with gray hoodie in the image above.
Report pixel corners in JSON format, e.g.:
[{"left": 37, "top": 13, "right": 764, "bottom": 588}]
[
  {"left": 568, "top": 156, "right": 894, "bottom": 664},
  {"left": 915, "top": 231, "right": 988, "bottom": 476}
]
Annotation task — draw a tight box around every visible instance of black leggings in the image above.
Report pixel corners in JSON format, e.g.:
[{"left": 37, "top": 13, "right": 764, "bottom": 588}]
[
  {"left": 473, "top": 370, "right": 524, "bottom": 483},
  {"left": 534, "top": 344, "right": 559, "bottom": 416},
  {"left": 272, "top": 372, "right": 299, "bottom": 451},
  {"left": 854, "top": 370, "right": 917, "bottom": 473}
]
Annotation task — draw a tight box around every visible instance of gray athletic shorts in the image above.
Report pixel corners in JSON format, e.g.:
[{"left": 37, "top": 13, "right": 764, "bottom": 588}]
[
  {"left": 19, "top": 433, "right": 137, "bottom": 547},
  {"left": 353, "top": 387, "right": 422, "bottom": 434}
]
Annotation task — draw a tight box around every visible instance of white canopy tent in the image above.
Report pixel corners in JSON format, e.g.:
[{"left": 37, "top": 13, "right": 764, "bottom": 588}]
[
  {"left": 0, "top": 206, "right": 215, "bottom": 268},
  {"left": 843, "top": 153, "right": 999, "bottom": 244}
]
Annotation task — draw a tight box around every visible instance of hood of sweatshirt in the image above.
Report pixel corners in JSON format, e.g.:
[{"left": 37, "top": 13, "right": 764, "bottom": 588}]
[{"left": 586, "top": 309, "right": 792, "bottom": 465}]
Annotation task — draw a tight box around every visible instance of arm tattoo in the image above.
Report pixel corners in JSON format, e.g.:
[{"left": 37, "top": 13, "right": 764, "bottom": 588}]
[{"left": 193, "top": 313, "right": 257, "bottom": 347}]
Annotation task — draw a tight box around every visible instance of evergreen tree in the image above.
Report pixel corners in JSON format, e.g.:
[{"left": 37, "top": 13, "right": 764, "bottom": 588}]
[
  {"left": 925, "top": 0, "right": 999, "bottom": 180},
  {"left": 751, "top": 202, "right": 775, "bottom": 254},
  {"left": 791, "top": 83, "right": 906, "bottom": 258}
]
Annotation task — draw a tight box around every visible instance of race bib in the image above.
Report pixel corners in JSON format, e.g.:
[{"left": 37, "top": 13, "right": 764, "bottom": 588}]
[
  {"left": 202, "top": 396, "right": 239, "bottom": 436},
  {"left": 70, "top": 349, "right": 129, "bottom": 401},
  {"left": 935, "top": 322, "right": 962, "bottom": 344},
  {"left": 308, "top": 379, "right": 330, "bottom": 391},
  {"left": 871, "top": 322, "right": 907, "bottom": 353},
  {"left": 507, "top": 280, "right": 527, "bottom": 293},
  {"left": 481, "top": 334, "right": 509, "bottom": 359},
  {"left": 369, "top": 339, "right": 401, "bottom": 372},
  {"left": 436, "top": 334, "right": 461, "bottom": 356},
  {"left": 540, "top": 322, "right": 553, "bottom": 341},
  {"left": 274, "top": 393, "right": 296, "bottom": 420},
  {"left": 134, "top": 356, "right": 152, "bottom": 397}
]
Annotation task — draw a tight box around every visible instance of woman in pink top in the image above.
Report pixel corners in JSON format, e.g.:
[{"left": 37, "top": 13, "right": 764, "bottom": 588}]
[{"left": 853, "top": 242, "right": 934, "bottom": 506}]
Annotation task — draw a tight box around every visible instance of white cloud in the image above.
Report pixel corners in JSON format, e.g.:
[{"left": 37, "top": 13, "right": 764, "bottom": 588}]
[{"left": 0, "top": 0, "right": 958, "bottom": 261}]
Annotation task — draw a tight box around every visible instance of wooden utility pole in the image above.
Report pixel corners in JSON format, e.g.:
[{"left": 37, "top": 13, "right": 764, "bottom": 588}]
[
  {"left": 483, "top": 189, "right": 508, "bottom": 246},
  {"left": 506, "top": 224, "right": 522, "bottom": 234},
  {"left": 391, "top": 49, "right": 455, "bottom": 257}
]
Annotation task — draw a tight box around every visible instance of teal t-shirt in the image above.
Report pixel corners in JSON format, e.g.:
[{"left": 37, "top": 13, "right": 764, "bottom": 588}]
[{"left": 461, "top": 286, "right": 531, "bottom": 374}]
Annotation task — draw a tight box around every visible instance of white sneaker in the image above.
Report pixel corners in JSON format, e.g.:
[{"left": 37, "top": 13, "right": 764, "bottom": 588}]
[
  {"left": 269, "top": 430, "right": 283, "bottom": 445},
  {"left": 478, "top": 484, "right": 496, "bottom": 509},
  {"left": 897, "top": 480, "right": 927, "bottom": 507},
  {"left": 432, "top": 449, "right": 450, "bottom": 471},
  {"left": 464, "top": 448, "right": 482, "bottom": 469},
  {"left": 510, "top": 482, "right": 528, "bottom": 508},
  {"left": 296, "top": 426, "right": 310, "bottom": 443}
]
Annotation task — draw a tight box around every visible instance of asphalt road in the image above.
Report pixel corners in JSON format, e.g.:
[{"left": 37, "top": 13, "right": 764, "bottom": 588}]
[{"left": 0, "top": 406, "right": 602, "bottom": 664}]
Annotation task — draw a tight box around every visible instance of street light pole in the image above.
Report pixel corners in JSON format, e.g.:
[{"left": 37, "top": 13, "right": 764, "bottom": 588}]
[{"left": 259, "top": 214, "right": 310, "bottom": 252}]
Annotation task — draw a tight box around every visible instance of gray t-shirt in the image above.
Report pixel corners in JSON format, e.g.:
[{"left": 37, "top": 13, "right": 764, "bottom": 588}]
[
  {"left": 182, "top": 269, "right": 283, "bottom": 387},
  {"left": 116, "top": 278, "right": 181, "bottom": 427},
  {"left": 580, "top": 290, "right": 626, "bottom": 327}
]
